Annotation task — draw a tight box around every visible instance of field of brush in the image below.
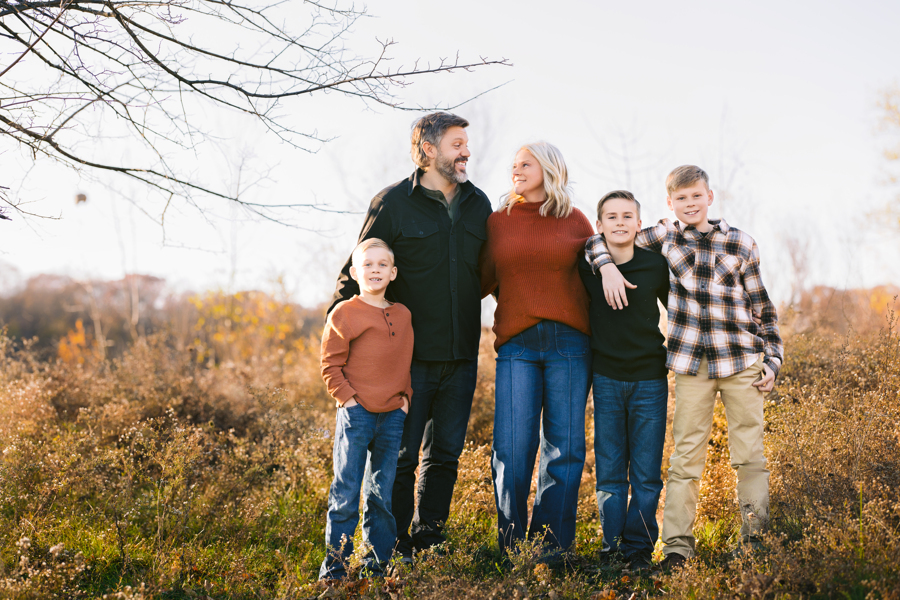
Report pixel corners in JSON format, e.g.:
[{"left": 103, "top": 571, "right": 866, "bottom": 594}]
[{"left": 1, "top": 284, "right": 899, "bottom": 599}]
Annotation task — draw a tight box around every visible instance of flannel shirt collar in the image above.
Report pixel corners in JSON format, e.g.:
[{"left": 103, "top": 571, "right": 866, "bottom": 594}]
[{"left": 679, "top": 217, "right": 731, "bottom": 240}]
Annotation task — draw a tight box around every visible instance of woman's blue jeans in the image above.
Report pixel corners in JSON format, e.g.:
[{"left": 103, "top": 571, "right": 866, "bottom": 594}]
[
  {"left": 492, "top": 321, "right": 591, "bottom": 554},
  {"left": 593, "top": 373, "right": 668, "bottom": 557}
]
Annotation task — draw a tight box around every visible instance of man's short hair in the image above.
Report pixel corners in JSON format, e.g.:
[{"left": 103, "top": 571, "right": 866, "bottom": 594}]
[
  {"left": 666, "top": 165, "right": 709, "bottom": 195},
  {"left": 351, "top": 238, "right": 394, "bottom": 267},
  {"left": 410, "top": 112, "right": 470, "bottom": 169},
  {"left": 596, "top": 190, "right": 641, "bottom": 220}
]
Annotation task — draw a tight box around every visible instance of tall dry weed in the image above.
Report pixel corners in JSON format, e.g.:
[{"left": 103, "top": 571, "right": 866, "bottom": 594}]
[{"left": 3, "top": 286, "right": 900, "bottom": 598}]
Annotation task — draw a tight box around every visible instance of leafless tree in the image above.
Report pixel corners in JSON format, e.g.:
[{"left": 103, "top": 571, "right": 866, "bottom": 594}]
[
  {"left": 0, "top": 0, "right": 509, "bottom": 222},
  {"left": 582, "top": 118, "right": 673, "bottom": 217},
  {"left": 0, "top": 188, "right": 9, "bottom": 220}
]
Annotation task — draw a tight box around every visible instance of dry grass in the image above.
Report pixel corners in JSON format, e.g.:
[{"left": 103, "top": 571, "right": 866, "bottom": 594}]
[{"left": 0, "top": 289, "right": 899, "bottom": 598}]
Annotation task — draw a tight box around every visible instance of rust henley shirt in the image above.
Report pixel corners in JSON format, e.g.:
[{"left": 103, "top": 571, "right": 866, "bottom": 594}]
[{"left": 320, "top": 295, "right": 414, "bottom": 413}]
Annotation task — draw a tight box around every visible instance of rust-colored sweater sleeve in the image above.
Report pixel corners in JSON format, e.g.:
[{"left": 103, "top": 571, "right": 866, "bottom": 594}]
[{"left": 320, "top": 308, "right": 359, "bottom": 405}]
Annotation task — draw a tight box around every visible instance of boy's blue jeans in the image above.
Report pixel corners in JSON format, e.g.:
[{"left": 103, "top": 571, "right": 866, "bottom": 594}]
[
  {"left": 592, "top": 373, "right": 668, "bottom": 557},
  {"left": 492, "top": 321, "right": 591, "bottom": 554},
  {"left": 319, "top": 403, "right": 406, "bottom": 580}
]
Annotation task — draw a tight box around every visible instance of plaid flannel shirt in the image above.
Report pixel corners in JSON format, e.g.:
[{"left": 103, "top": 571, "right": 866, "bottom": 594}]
[{"left": 586, "top": 218, "right": 783, "bottom": 379}]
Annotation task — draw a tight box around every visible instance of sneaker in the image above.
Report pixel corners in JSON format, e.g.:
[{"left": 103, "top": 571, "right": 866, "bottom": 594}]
[
  {"left": 420, "top": 542, "right": 447, "bottom": 558},
  {"left": 658, "top": 552, "right": 687, "bottom": 571},
  {"left": 388, "top": 552, "right": 414, "bottom": 577},
  {"left": 626, "top": 550, "right": 653, "bottom": 572},
  {"left": 358, "top": 560, "right": 386, "bottom": 579}
]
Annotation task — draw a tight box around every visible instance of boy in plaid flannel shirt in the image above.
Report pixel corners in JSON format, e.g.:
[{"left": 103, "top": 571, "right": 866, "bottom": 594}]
[{"left": 586, "top": 165, "right": 783, "bottom": 568}]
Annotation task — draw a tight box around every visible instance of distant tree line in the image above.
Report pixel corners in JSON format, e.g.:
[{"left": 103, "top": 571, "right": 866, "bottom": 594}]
[{"left": 0, "top": 273, "right": 326, "bottom": 361}]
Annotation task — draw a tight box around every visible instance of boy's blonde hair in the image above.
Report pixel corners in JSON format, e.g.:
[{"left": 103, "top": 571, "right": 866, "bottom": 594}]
[
  {"left": 597, "top": 190, "right": 641, "bottom": 220},
  {"left": 351, "top": 238, "right": 394, "bottom": 267},
  {"left": 666, "top": 165, "right": 709, "bottom": 195},
  {"left": 498, "top": 141, "right": 574, "bottom": 218}
]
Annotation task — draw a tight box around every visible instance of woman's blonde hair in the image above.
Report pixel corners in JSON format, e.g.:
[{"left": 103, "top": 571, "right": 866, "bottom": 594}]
[{"left": 498, "top": 141, "right": 574, "bottom": 218}]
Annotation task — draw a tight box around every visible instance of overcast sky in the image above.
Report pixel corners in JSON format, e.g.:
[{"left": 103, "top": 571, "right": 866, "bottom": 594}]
[{"left": 3, "top": 0, "right": 899, "bottom": 307}]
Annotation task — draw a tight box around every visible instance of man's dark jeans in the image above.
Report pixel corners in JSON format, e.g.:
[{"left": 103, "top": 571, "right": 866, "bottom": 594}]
[{"left": 392, "top": 358, "right": 478, "bottom": 557}]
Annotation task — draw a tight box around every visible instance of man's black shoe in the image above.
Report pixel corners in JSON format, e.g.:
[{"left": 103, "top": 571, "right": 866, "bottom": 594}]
[
  {"left": 596, "top": 550, "right": 626, "bottom": 565},
  {"left": 658, "top": 552, "right": 687, "bottom": 571},
  {"left": 626, "top": 550, "right": 653, "bottom": 572}
]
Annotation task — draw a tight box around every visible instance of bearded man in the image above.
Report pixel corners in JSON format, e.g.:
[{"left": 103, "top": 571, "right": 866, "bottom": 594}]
[{"left": 329, "top": 112, "right": 492, "bottom": 562}]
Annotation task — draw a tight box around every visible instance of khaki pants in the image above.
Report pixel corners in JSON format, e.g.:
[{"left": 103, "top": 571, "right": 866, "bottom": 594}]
[{"left": 661, "top": 355, "right": 769, "bottom": 558}]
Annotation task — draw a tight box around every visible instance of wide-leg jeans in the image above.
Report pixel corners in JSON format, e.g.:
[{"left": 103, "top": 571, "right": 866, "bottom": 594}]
[
  {"left": 593, "top": 373, "right": 668, "bottom": 557},
  {"left": 319, "top": 404, "right": 407, "bottom": 580},
  {"left": 492, "top": 320, "right": 591, "bottom": 554}
]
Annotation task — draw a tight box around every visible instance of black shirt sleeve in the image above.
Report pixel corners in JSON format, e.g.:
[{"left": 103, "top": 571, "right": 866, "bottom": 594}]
[{"left": 655, "top": 255, "right": 670, "bottom": 308}]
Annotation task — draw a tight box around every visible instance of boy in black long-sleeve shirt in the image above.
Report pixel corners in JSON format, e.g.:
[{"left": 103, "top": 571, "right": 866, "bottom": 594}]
[{"left": 579, "top": 190, "right": 670, "bottom": 570}]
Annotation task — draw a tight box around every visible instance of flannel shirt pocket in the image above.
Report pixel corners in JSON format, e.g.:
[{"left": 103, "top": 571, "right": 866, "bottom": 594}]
[
  {"left": 714, "top": 254, "right": 741, "bottom": 287},
  {"left": 667, "top": 246, "right": 695, "bottom": 280}
]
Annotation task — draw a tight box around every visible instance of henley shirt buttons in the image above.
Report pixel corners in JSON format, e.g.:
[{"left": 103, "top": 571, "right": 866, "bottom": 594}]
[{"left": 392, "top": 332, "right": 395, "bottom": 336}]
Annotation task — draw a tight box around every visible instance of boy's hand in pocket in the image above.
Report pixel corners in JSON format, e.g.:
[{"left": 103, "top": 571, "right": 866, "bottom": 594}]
[{"left": 752, "top": 364, "right": 775, "bottom": 393}]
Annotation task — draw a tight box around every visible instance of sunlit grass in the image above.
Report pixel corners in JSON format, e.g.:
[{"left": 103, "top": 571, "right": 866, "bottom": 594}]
[{"left": 1, "top": 304, "right": 899, "bottom": 597}]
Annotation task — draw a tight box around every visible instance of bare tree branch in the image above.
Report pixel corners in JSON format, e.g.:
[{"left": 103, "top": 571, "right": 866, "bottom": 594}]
[{"left": 0, "top": 0, "right": 511, "bottom": 224}]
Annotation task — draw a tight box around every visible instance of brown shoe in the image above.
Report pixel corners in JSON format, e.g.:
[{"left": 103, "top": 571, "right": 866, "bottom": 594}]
[{"left": 658, "top": 553, "right": 687, "bottom": 571}]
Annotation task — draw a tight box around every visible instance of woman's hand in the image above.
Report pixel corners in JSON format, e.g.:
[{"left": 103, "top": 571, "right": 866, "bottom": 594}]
[
  {"left": 343, "top": 397, "right": 358, "bottom": 408},
  {"left": 600, "top": 263, "right": 636, "bottom": 310},
  {"left": 401, "top": 395, "right": 409, "bottom": 414}
]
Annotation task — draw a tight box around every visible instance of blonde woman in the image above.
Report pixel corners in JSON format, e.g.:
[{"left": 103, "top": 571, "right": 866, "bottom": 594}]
[{"left": 480, "top": 142, "right": 593, "bottom": 557}]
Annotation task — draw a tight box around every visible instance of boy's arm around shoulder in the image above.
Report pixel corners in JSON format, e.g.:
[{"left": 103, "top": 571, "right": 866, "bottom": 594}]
[
  {"left": 740, "top": 236, "right": 784, "bottom": 387},
  {"left": 584, "top": 220, "right": 668, "bottom": 310},
  {"left": 328, "top": 192, "right": 396, "bottom": 315},
  {"left": 320, "top": 306, "right": 360, "bottom": 405}
]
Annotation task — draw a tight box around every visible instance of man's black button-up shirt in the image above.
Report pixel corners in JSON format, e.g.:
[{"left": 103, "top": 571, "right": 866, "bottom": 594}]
[{"left": 329, "top": 170, "right": 493, "bottom": 362}]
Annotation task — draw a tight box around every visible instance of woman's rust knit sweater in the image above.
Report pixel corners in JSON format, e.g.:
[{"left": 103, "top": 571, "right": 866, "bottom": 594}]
[{"left": 480, "top": 200, "right": 594, "bottom": 350}]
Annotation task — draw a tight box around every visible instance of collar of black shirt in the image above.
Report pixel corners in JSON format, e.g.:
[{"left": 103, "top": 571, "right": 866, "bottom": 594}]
[{"left": 408, "top": 169, "right": 475, "bottom": 200}]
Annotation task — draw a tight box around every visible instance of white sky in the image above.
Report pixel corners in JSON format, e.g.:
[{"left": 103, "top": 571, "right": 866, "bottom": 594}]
[{"left": 2, "top": 0, "right": 899, "bottom": 308}]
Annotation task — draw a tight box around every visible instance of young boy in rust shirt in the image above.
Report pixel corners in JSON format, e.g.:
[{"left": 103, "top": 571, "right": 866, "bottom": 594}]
[{"left": 319, "top": 238, "right": 414, "bottom": 580}]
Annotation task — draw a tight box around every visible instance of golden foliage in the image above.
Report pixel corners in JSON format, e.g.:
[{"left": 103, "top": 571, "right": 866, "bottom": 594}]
[
  {"left": 189, "top": 290, "right": 303, "bottom": 366},
  {"left": 57, "top": 319, "right": 89, "bottom": 365}
]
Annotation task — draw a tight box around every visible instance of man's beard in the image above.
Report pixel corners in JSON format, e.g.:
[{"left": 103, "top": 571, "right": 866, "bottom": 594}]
[{"left": 435, "top": 151, "right": 468, "bottom": 184}]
